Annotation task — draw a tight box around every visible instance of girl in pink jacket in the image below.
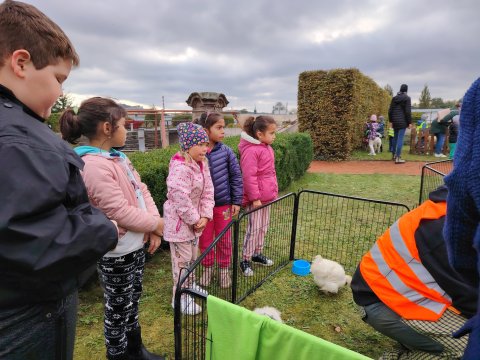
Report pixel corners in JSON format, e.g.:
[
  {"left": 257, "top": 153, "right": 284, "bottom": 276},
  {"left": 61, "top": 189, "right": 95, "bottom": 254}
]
[
  {"left": 60, "top": 98, "right": 165, "bottom": 360},
  {"left": 164, "top": 122, "right": 215, "bottom": 316},
  {"left": 238, "top": 116, "right": 278, "bottom": 276}
]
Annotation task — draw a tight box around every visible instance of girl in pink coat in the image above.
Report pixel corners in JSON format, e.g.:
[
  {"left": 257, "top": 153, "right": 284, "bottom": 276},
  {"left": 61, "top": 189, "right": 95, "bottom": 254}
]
[
  {"left": 164, "top": 122, "right": 214, "bottom": 315},
  {"left": 60, "top": 97, "right": 165, "bottom": 360},
  {"left": 238, "top": 116, "right": 278, "bottom": 276}
]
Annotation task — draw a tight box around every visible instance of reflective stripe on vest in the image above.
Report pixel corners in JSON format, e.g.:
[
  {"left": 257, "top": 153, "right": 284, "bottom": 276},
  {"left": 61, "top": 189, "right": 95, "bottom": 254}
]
[{"left": 360, "top": 200, "right": 450, "bottom": 321}]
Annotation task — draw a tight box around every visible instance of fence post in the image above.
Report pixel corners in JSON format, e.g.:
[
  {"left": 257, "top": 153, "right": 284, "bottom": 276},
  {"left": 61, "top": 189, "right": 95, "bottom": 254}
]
[
  {"left": 289, "top": 193, "right": 299, "bottom": 261},
  {"left": 138, "top": 128, "right": 145, "bottom": 152},
  {"left": 161, "top": 109, "right": 169, "bottom": 148},
  {"left": 231, "top": 220, "right": 239, "bottom": 304}
]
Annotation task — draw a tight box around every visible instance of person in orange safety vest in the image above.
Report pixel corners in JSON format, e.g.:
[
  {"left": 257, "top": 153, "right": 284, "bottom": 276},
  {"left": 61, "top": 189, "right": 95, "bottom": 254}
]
[{"left": 351, "top": 186, "right": 478, "bottom": 359}]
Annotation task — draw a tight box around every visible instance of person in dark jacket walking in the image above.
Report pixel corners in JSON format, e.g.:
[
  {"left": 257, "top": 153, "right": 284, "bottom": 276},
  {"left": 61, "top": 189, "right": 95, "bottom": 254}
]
[
  {"left": 196, "top": 112, "right": 243, "bottom": 288},
  {"left": 388, "top": 84, "right": 412, "bottom": 164},
  {"left": 351, "top": 186, "right": 477, "bottom": 359},
  {"left": 0, "top": 2, "right": 118, "bottom": 359}
]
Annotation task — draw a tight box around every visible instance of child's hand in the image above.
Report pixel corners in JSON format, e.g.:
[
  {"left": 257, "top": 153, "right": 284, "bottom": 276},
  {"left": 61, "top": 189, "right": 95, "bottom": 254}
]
[
  {"left": 146, "top": 233, "right": 161, "bottom": 254},
  {"left": 154, "top": 218, "right": 164, "bottom": 237},
  {"left": 194, "top": 217, "right": 208, "bottom": 231},
  {"left": 231, "top": 205, "right": 241, "bottom": 217},
  {"left": 252, "top": 200, "right": 262, "bottom": 209}
]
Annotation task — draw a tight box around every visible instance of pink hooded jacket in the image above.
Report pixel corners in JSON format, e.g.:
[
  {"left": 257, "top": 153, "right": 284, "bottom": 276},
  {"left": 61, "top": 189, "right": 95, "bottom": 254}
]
[
  {"left": 238, "top": 132, "right": 278, "bottom": 205},
  {"left": 80, "top": 153, "right": 160, "bottom": 237},
  {"left": 163, "top": 153, "right": 215, "bottom": 242}
]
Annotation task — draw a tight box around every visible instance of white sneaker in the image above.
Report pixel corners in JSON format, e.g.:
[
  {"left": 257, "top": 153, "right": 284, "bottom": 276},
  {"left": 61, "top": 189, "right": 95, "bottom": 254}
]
[
  {"left": 434, "top": 153, "right": 447, "bottom": 158},
  {"left": 191, "top": 283, "right": 208, "bottom": 296},
  {"left": 172, "top": 294, "right": 202, "bottom": 315}
]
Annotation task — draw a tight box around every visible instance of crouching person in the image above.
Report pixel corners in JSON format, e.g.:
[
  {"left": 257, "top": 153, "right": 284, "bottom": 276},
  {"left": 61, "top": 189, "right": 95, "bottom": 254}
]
[{"left": 351, "top": 186, "right": 478, "bottom": 359}]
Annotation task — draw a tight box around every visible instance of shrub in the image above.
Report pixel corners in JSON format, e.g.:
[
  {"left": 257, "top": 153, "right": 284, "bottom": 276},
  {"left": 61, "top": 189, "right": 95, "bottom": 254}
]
[
  {"left": 46, "top": 112, "right": 61, "bottom": 132},
  {"left": 298, "top": 68, "right": 391, "bottom": 160},
  {"left": 129, "top": 132, "right": 313, "bottom": 213}
]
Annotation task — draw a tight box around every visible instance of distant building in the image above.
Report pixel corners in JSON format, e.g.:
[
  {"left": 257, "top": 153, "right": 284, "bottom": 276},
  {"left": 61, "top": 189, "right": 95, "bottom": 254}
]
[{"left": 272, "top": 102, "right": 288, "bottom": 114}]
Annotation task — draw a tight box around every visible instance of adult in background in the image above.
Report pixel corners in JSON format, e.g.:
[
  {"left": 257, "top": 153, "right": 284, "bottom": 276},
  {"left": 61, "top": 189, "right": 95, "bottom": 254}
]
[
  {"left": 351, "top": 186, "right": 477, "bottom": 359},
  {"left": 388, "top": 84, "right": 412, "bottom": 164}
]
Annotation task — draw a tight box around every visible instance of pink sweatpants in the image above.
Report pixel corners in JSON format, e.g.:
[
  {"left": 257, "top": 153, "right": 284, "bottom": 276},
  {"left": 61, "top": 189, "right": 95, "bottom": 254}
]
[
  {"left": 242, "top": 205, "right": 271, "bottom": 260},
  {"left": 169, "top": 239, "right": 198, "bottom": 301},
  {"left": 199, "top": 205, "right": 232, "bottom": 268}
]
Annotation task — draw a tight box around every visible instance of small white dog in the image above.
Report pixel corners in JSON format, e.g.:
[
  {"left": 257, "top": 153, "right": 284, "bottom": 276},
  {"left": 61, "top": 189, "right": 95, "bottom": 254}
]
[
  {"left": 253, "top": 306, "right": 283, "bottom": 323},
  {"left": 311, "top": 255, "right": 352, "bottom": 294}
]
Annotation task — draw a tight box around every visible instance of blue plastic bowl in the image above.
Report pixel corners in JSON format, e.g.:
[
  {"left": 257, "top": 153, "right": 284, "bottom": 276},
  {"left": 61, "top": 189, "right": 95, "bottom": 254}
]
[{"left": 292, "top": 259, "right": 310, "bottom": 276}]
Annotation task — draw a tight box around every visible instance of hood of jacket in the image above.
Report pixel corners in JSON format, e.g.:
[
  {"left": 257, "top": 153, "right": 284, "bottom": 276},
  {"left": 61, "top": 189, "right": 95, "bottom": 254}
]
[
  {"left": 392, "top": 92, "right": 410, "bottom": 104},
  {"left": 239, "top": 131, "right": 263, "bottom": 152},
  {"left": 74, "top": 146, "right": 127, "bottom": 159},
  {"left": 429, "top": 185, "right": 447, "bottom": 203}
]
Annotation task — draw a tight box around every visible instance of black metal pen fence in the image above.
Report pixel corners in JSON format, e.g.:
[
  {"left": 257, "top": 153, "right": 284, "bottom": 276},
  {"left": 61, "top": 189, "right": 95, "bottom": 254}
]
[
  {"left": 173, "top": 191, "right": 409, "bottom": 360},
  {"left": 419, "top": 159, "right": 453, "bottom": 204}
]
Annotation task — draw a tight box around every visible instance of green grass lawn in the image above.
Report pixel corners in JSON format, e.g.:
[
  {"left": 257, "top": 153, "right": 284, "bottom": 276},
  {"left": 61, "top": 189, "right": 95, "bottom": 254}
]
[{"left": 75, "top": 171, "right": 421, "bottom": 359}]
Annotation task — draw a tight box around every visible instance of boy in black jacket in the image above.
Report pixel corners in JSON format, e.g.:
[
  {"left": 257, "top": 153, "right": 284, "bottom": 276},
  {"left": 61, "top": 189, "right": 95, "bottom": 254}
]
[{"left": 0, "top": 1, "right": 118, "bottom": 359}]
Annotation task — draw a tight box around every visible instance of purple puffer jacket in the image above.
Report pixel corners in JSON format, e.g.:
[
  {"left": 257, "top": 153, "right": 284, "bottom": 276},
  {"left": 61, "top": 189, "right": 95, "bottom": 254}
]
[
  {"left": 238, "top": 132, "right": 278, "bottom": 206},
  {"left": 206, "top": 142, "right": 243, "bottom": 206}
]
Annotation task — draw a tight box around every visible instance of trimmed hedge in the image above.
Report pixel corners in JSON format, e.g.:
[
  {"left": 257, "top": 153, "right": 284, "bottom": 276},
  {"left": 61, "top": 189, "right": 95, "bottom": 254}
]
[
  {"left": 129, "top": 132, "right": 313, "bottom": 213},
  {"left": 298, "top": 68, "right": 391, "bottom": 160}
]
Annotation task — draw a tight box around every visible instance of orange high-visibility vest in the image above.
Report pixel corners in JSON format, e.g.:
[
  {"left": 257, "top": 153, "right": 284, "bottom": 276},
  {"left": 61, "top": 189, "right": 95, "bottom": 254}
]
[{"left": 360, "top": 200, "right": 451, "bottom": 321}]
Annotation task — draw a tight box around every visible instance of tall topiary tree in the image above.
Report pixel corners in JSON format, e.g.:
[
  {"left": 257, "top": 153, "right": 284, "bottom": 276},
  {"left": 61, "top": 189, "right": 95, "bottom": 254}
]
[{"left": 298, "top": 68, "right": 391, "bottom": 160}]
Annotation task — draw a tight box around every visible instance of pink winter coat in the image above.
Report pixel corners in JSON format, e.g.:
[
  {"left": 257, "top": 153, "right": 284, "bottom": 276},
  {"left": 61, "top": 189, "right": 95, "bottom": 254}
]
[
  {"left": 238, "top": 132, "right": 278, "bottom": 205},
  {"left": 80, "top": 154, "right": 160, "bottom": 238},
  {"left": 163, "top": 153, "right": 215, "bottom": 242}
]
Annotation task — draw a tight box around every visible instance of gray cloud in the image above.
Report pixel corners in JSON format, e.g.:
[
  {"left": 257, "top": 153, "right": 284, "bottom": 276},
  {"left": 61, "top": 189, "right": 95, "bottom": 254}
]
[{"left": 28, "top": 0, "right": 480, "bottom": 111}]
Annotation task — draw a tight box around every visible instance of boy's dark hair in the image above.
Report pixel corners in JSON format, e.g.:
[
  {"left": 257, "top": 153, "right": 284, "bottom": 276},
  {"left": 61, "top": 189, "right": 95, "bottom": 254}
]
[
  {"left": 0, "top": 0, "right": 79, "bottom": 69},
  {"left": 60, "top": 97, "right": 127, "bottom": 144},
  {"left": 195, "top": 112, "right": 223, "bottom": 130},
  {"left": 243, "top": 115, "right": 276, "bottom": 139}
]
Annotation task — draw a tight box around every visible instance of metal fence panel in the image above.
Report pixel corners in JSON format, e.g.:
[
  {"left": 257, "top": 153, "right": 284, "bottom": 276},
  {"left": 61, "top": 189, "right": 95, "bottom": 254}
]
[
  {"left": 174, "top": 191, "right": 410, "bottom": 359},
  {"left": 419, "top": 159, "right": 453, "bottom": 204},
  {"left": 294, "top": 191, "right": 410, "bottom": 274}
]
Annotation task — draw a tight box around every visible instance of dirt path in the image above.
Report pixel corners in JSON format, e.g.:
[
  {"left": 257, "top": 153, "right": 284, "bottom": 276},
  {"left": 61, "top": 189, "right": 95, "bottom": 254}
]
[{"left": 308, "top": 160, "right": 427, "bottom": 176}]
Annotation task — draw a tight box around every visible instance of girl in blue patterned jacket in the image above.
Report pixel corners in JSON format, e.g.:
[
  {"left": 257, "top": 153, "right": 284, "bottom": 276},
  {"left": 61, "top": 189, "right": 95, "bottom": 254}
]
[{"left": 195, "top": 112, "right": 243, "bottom": 288}]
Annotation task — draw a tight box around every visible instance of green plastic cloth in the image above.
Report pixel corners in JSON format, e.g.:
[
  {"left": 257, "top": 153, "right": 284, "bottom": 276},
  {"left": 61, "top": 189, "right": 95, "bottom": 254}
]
[{"left": 206, "top": 295, "right": 372, "bottom": 360}]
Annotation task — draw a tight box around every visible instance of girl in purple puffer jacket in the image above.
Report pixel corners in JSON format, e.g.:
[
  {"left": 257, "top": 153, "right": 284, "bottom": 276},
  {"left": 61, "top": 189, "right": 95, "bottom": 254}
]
[
  {"left": 195, "top": 112, "right": 243, "bottom": 289},
  {"left": 238, "top": 116, "right": 278, "bottom": 276}
]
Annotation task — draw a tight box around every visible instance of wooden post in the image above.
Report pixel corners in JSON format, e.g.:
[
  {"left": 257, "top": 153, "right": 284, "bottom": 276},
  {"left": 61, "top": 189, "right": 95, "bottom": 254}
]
[
  {"left": 160, "top": 109, "right": 168, "bottom": 148},
  {"left": 410, "top": 127, "right": 417, "bottom": 154},
  {"left": 153, "top": 112, "right": 158, "bottom": 149}
]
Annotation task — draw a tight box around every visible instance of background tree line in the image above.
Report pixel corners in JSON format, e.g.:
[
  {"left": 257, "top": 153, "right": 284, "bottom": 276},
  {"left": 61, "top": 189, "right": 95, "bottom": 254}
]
[{"left": 384, "top": 83, "right": 459, "bottom": 109}]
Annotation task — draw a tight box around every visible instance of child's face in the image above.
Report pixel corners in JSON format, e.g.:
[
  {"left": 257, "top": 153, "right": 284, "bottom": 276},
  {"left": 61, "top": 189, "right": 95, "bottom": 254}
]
[
  {"left": 21, "top": 57, "right": 72, "bottom": 119},
  {"left": 206, "top": 119, "right": 225, "bottom": 143},
  {"left": 257, "top": 123, "right": 277, "bottom": 145},
  {"left": 111, "top": 117, "right": 128, "bottom": 148},
  {"left": 188, "top": 143, "right": 209, "bottom": 162}
]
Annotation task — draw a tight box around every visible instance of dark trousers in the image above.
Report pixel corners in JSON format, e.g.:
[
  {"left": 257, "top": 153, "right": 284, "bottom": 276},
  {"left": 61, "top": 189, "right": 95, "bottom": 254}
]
[
  {"left": 362, "top": 302, "right": 443, "bottom": 353},
  {"left": 98, "top": 248, "right": 145, "bottom": 357},
  {"left": 0, "top": 291, "right": 78, "bottom": 360}
]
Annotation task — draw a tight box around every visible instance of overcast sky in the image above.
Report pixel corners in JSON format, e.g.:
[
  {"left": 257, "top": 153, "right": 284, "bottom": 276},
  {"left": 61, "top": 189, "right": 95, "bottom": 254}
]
[{"left": 28, "top": 0, "right": 480, "bottom": 112}]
